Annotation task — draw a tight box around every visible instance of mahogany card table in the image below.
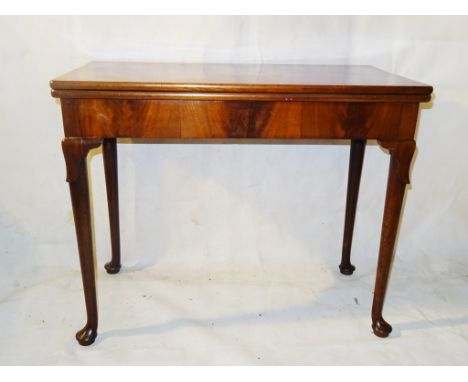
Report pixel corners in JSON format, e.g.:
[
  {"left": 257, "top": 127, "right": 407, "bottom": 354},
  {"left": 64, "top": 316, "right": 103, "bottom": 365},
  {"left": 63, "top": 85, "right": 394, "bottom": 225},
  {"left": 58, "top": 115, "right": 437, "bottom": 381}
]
[{"left": 50, "top": 62, "right": 432, "bottom": 346}]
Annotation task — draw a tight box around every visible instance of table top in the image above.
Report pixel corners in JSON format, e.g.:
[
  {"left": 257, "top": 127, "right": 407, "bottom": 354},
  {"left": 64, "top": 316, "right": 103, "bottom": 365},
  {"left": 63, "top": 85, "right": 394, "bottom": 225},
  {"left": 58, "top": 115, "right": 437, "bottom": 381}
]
[{"left": 50, "top": 62, "right": 432, "bottom": 96}]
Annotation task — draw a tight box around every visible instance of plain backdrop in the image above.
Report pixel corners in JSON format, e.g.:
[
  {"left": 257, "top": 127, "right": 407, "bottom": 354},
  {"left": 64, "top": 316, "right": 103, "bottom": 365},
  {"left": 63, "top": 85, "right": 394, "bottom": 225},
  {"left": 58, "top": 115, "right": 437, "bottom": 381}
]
[{"left": 0, "top": 16, "right": 467, "bottom": 365}]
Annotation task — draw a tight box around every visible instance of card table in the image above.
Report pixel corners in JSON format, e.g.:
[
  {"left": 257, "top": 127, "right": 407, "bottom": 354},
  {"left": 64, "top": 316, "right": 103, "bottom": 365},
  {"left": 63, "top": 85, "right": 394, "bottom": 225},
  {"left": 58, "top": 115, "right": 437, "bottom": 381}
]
[{"left": 50, "top": 62, "right": 433, "bottom": 345}]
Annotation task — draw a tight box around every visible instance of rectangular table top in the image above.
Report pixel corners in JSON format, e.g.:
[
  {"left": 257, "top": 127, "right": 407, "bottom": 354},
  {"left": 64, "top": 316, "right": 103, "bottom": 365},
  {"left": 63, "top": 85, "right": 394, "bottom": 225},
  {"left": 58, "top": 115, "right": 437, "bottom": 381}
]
[{"left": 50, "top": 62, "right": 432, "bottom": 97}]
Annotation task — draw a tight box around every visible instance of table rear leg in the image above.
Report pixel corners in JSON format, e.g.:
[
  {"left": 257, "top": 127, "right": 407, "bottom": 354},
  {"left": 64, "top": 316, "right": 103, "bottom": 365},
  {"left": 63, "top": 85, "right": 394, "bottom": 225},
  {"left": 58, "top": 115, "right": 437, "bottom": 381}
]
[
  {"left": 340, "top": 139, "right": 366, "bottom": 275},
  {"left": 371, "top": 140, "right": 415, "bottom": 337},
  {"left": 103, "top": 138, "right": 122, "bottom": 274},
  {"left": 62, "top": 137, "right": 102, "bottom": 346}
]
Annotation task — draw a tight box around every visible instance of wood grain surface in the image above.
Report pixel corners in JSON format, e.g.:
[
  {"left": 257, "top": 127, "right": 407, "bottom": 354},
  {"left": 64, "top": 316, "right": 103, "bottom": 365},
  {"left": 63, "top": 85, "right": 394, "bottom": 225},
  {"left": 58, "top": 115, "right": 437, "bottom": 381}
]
[
  {"left": 60, "top": 99, "right": 420, "bottom": 139},
  {"left": 50, "top": 62, "right": 432, "bottom": 101}
]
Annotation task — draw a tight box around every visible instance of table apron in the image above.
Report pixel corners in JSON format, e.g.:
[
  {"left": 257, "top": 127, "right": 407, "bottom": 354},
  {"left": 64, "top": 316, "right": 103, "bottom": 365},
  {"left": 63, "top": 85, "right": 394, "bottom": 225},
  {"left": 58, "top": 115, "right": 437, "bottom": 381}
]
[{"left": 60, "top": 99, "right": 419, "bottom": 140}]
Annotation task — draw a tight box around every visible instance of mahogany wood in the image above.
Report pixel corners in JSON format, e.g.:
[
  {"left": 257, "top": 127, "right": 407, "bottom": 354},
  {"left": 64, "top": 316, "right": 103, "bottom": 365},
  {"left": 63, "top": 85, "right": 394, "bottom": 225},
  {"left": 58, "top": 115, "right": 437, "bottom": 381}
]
[
  {"left": 340, "top": 139, "right": 366, "bottom": 275},
  {"left": 62, "top": 137, "right": 102, "bottom": 346},
  {"left": 59, "top": 99, "right": 420, "bottom": 140},
  {"left": 103, "top": 138, "right": 121, "bottom": 274},
  {"left": 371, "top": 139, "right": 416, "bottom": 337},
  {"left": 50, "top": 62, "right": 432, "bottom": 97},
  {"left": 51, "top": 62, "right": 433, "bottom": 346}
]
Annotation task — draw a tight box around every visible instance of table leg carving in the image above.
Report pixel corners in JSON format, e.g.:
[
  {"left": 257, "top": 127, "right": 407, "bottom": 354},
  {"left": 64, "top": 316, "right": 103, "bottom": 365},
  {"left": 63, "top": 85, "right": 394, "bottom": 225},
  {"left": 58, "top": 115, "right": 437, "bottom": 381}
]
[
  {"left": 102, "top": 138, "right": 122, "bottom": 274},
  {"left": 62, "top": 137, "right": 102, "bottom": 346},
  {"left": 372, "top": 139, "right": 416, "bottom": 337},
  {"left": 340, "top": 139, "right": 366, "bottom": 275}
]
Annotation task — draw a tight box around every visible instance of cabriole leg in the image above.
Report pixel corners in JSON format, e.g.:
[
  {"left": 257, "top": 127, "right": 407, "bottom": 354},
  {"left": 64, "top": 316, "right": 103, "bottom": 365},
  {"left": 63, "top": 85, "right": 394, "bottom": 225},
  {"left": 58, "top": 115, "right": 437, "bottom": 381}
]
[
  {"left": 340, "top": 139, "right": 366, "bottom": 275},
  {"left": 372, "top": 140, "right": 416, "bottom": 337},
  {"left": 103, "top": 138, "right": 122, "bottom": 274},
  {"left": 62, "top": 137, "right": 102, "bottom": 346}
]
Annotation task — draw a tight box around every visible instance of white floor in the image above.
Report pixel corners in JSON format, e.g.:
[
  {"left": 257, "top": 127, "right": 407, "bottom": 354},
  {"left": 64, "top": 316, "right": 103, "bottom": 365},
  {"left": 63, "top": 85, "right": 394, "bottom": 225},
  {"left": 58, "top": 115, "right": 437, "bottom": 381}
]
[{"left": 1, "top": 240, "right": 467, "bottom": 365}]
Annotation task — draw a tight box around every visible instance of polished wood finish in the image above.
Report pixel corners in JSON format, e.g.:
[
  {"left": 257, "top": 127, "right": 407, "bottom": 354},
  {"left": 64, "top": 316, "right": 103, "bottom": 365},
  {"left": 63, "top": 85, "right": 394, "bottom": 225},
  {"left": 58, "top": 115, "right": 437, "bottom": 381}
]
[
  {"left": 340, "top": 139, "right": 366, "bottom": 275},
  {"left": 372, "top": 139, "right": 416, "bottom": 337},
  {"left": 103, "top": 138, "right": 121, "bottom": 274},
  {"left": 52, "top": 62, "right": 432, "bottom": 345},
  {"left": 52, "top": 90, "right": 431, "bottom": 103},
  {"left": 62, "top": 137, "right": 102, "bottom": 346},
  {"left": 50, "top": 62, "right": 432, "bottom": 98},
  {"left": 58, "top": 99, "right": 421, "bottom": 140}
]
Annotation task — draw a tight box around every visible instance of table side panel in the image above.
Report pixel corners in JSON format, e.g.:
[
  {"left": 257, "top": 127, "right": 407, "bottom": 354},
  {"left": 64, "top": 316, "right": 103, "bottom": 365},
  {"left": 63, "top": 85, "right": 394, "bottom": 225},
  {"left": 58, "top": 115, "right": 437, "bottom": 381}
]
[{"left": 60, "top": 99, "right": 419, "bottom": 140}]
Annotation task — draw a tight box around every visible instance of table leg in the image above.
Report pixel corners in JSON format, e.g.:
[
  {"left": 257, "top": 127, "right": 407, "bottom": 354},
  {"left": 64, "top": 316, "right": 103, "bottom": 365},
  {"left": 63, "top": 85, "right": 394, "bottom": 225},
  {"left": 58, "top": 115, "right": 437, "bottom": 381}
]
[
  {"left": 62, "top": 137, "right": 102, "bottom": 346},
  {"left": 372, "top": 139, "right": 416, "bottom": 337},
  {"left": 340, "top": 139, "right": 366, "bottom": 275},
  {"left": 103, "top": 138, "right": 122, "bottom": 274}
]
